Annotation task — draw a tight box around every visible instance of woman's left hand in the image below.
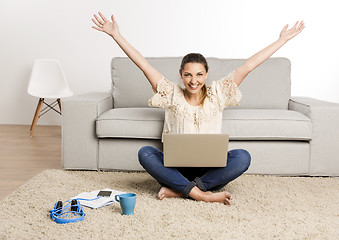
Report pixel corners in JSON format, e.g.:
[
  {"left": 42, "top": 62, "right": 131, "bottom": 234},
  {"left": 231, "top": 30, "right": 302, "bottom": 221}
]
[{"left": 279, "top": 21, "right": 305, "bottom": 42}]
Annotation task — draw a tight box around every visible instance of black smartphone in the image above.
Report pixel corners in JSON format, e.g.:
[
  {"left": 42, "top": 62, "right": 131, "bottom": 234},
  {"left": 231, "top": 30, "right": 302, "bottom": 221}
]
[{"left": 97, "top": 191, "right": 112, "bottom": 197}]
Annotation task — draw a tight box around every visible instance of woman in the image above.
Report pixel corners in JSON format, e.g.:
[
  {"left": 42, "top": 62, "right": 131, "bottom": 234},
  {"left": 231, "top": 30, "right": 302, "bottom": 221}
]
[{"left": 92, "top": 12, "right": 305, "bottom": 205}]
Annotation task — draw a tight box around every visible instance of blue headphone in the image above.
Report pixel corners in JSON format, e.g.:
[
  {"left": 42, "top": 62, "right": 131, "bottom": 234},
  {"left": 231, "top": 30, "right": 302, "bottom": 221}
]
[{"left": 49, "top": 197, "right": 100, "bottom": 224}]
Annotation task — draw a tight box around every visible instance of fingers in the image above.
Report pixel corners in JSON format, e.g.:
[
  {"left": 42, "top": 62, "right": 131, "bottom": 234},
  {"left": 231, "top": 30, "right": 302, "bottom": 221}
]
[
  {"left": 92, "top": 18, "right": 102, "bottom": 29},
  {"left": 92, "top": 26, "right": 103, "bottom": 32},
  {"left": 299, "top": 20, "right": 305, "bottom": 30},
  {"left": 286, "top": 21, "right": 305, "bottom": 33},
  {"left": 98, "top": 12, "right": 108, "bottom": 22},
  {"left": 283, "top": 24, "right": 289, "bottom": 31},
  {"left": 295, "top": 20, "right": 305, "bottom": 34},
  {"left": 92, "top": 12, "right": 109, "bottom": 31},
  {"left": 287, "top": 20, "right": 305, "bottom": 38},
  {"left": 297, "top": 24, "right": 305, "bottom": 34},
  {"left": 94, "top": 14, "right": 104, "bottom": 25},
  {"left": 296, "top": 20, "right": 305, "bottom": 29}
]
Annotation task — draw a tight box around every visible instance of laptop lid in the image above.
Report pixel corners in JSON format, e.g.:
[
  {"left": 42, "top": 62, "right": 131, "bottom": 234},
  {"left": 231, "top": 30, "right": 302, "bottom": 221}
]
[{"left": 163, "top": 134, "right": 229, "bottom": 167}]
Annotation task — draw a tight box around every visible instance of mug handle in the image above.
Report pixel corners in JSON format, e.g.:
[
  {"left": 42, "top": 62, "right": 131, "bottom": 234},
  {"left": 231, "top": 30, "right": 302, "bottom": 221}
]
[{"left": 115, "top": 195, "right": 120, "bottom": 202}]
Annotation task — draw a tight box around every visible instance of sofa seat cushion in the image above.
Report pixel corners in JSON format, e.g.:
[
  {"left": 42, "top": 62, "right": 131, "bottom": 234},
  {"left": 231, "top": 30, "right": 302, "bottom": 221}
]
[
  {"left": 96, "top": 108, "right": 164, "bottom": 139},
  {"left": 96, "top": 108, "right": 312, "bottom": 141},
  {"left": 222, "top": 109, "right": 312, "bottom": 140}
]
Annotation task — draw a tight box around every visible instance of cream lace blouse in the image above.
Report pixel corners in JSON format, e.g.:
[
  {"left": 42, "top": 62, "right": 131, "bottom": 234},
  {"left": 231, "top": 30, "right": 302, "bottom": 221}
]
[{"left": 148, "top": 70, "right": 242, "bottom": 142}]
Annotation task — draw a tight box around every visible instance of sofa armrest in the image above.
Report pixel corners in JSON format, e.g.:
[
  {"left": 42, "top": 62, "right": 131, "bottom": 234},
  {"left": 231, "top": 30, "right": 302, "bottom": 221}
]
[
  {"left": 288, "top": 96, "right": 339, "bottom": 175},
  {"left": 61, "top": 92, "right": 113, "bottom": 170}
]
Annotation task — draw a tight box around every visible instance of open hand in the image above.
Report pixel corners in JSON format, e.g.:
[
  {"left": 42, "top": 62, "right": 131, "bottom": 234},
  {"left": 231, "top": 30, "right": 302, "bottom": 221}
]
[
  {"left": 92, "top": 12, "right": 120, "bottom": 37},
  {"left": 279, "top": 21, "right": 305, "bottom": 42}
]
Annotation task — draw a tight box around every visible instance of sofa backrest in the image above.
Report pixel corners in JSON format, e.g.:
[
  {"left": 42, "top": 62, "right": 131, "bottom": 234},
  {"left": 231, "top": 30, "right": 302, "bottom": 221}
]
[{"left": 111, "top": 57, "right": 291, "bottom": 109}]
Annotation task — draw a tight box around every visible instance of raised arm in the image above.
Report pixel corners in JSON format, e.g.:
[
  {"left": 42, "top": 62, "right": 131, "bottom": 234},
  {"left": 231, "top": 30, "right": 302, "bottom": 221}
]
[
  {"left": 234, "top": 21, "right": 306, "bottom": 87},
  {"left": 92, "top": 12, "right": 162, "bottom": 91}
]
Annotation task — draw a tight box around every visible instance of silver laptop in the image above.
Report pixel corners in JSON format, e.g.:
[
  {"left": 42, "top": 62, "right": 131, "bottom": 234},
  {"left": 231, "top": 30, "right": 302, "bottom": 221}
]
[{"left": 163, "top": 134, "right": 229, "bottom": 167}]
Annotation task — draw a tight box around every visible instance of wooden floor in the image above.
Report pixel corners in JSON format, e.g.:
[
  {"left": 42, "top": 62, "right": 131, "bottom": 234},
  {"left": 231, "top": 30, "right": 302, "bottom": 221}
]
[{"left": 0, "top": 125, "right": 61, "bottom": 200}]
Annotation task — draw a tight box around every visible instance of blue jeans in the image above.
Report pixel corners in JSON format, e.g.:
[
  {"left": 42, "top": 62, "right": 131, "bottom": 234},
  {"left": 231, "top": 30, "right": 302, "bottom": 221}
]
[{"left": 138, "top": 146, "right": 251, "bottom": 198}]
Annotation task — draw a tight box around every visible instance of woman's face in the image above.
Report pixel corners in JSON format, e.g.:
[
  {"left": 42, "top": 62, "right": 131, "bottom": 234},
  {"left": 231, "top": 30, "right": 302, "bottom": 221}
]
[{"left": 180, "top": 62, "right": 208, "bottom": 95}]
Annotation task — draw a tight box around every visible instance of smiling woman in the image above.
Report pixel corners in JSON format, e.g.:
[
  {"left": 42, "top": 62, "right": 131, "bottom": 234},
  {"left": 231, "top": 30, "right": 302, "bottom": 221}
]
[{"left": 92, "top": 11, "right": 305, "bottom": 205}]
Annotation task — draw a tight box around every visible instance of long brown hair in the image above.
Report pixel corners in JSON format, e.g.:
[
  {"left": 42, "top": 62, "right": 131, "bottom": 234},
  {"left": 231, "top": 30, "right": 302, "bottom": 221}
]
[{"left": 180, "top": 53, "right": 209, "bottom": 107}]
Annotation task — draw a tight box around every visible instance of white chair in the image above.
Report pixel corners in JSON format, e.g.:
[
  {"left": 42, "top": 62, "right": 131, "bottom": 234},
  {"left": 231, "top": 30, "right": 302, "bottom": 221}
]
[{"left": 27, "top": 59, "right": 73, "bottom": 137}]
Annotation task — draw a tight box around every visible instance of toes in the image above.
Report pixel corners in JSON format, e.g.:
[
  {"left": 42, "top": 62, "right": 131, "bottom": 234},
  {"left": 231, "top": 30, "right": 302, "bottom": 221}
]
[
  {"left": 157, "top": 192, "right": 165, "bottom": 200},
  {"left": 157, "top": 187, "right": 165, "bottom": 200},
  {"left": 224, "top": 198, "right": 231, "bottom": 205},
  {"left": 225, "top": 192, "right": 232, "bottom": 200}
]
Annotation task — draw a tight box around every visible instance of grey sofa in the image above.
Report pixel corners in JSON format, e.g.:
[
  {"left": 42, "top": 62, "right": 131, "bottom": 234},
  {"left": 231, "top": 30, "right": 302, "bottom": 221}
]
[{"left": 62, "top": 57, "right": 339, "bottom": 176}]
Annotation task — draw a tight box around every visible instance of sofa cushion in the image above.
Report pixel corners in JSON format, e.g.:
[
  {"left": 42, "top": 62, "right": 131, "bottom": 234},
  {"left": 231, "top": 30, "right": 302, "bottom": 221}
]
[
  {"left": 111, "top": 57, "right": 291, "bottom": 109},
  {"left": 96, "top": 108, "right": 164, "bottom": 139},
  {"left": 222, "top": 109, "right": 312, "bottom": 140},
  {"left": 96, "top": 108, "right": 312, "bottom": 141}
]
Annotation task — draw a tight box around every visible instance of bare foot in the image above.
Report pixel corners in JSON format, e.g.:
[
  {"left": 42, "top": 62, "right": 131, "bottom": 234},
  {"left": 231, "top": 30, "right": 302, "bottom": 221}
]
[
  {"left": 189, "top": 186, "right": 232, "bottom": 205},
  {"left": 207, "top": 191, "right": 232, "bottom": 205},
  {"left": 157, "top": 187, "right": 183, "bottom": 200},
  {"left": 157, "top": 186, "right": 232, "bottom": 205}
]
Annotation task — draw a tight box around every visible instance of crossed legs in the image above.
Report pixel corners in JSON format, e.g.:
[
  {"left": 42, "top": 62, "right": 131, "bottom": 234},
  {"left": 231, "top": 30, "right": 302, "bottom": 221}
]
[{"left": 138, "top": 146, "right": 251, "bottom": 205}]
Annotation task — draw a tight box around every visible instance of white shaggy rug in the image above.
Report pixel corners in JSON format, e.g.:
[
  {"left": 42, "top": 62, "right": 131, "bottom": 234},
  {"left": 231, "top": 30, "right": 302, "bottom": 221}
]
[{"left": 0, "top": 169, "right": 338, "bottom": 239}]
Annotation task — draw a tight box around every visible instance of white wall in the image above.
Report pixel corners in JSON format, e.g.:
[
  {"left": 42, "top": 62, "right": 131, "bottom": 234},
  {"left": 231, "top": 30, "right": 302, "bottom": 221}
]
[{"left": 1, "top": 0, "right": 338, "bottom": 125}]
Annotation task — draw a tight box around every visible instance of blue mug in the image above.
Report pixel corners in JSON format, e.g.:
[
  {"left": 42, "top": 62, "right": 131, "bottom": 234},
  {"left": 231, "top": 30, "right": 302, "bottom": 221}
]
[{"left": 115, "top": 193, "right": 136, "bottom": 215}]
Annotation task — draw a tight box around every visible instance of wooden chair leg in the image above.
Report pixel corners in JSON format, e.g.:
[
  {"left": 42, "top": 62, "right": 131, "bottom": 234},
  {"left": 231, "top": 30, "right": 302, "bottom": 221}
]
[
  {"left": 57, "top": 98, "right": 61, "bottom": 112},
  {"left": 30, "top": 98, "right": 44, "bottom": 137}
]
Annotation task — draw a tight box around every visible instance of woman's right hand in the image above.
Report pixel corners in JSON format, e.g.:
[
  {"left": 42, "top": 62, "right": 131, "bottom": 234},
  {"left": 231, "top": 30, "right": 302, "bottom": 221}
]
[
  {"left": 92, "top": 12, "right": 120, "bottom": 37},
  {"left": 91, "top": 12, "right": 163, "bottom": 90}
]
